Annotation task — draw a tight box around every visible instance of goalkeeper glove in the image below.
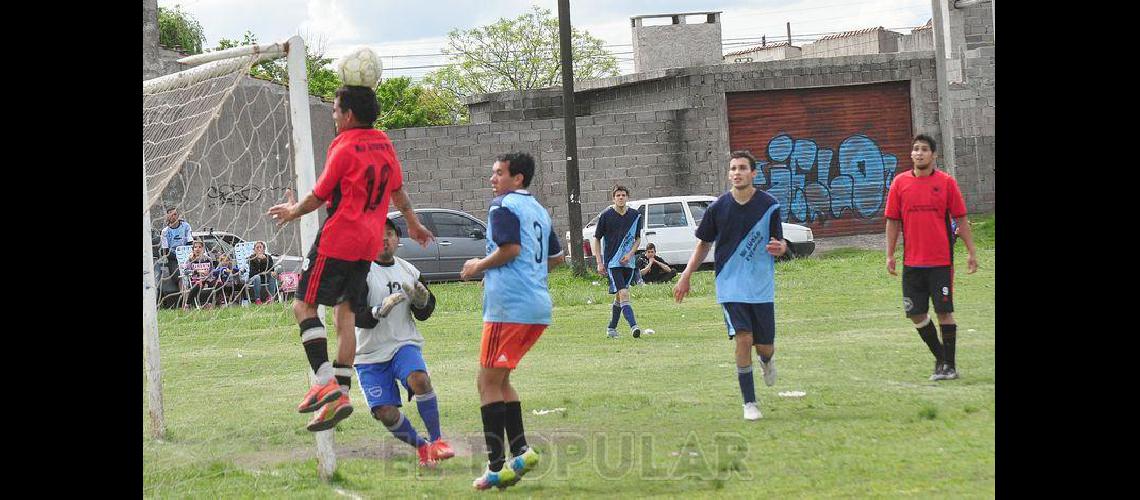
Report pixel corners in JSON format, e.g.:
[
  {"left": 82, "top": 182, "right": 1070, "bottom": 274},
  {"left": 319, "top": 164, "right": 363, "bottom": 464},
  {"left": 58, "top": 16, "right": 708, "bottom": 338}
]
[
  {"left": 371, "top": 292, "right": 407, "bottom": 319},
  {"left": 405, "top": 281, "right": 430, "bottom": 308}
]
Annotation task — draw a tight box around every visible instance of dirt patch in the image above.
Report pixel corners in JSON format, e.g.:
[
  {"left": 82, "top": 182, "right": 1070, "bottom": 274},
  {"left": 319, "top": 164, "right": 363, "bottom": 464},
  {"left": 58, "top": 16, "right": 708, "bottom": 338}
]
[{"left": 811, "top": 233, "right": 885, "bottom": 256}]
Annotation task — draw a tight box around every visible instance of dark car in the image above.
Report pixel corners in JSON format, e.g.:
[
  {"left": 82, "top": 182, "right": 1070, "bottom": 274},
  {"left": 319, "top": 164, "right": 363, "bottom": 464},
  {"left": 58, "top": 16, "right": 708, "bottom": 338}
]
[{"left": 388, "top": 208, "right": 488, "bottom": 282}]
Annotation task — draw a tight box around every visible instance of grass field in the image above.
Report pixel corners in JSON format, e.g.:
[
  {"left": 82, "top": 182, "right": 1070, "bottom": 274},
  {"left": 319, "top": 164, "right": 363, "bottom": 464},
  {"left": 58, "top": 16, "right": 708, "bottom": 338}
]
[{"left": 143, "top": 215, "right": 995, "bottom": 498}]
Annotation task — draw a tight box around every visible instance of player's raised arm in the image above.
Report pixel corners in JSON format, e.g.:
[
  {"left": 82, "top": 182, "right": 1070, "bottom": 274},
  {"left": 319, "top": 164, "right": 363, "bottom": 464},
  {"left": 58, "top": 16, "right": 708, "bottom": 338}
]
[{"left": 407, "top": 278, "right": 436, "bottom": 321}]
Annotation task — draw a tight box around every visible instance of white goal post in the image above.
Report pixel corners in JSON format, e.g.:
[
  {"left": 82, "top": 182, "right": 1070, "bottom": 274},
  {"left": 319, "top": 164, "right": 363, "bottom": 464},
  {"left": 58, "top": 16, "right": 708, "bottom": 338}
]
[{"left": 142, "top": 35, "right": 336, "bottom": 480}]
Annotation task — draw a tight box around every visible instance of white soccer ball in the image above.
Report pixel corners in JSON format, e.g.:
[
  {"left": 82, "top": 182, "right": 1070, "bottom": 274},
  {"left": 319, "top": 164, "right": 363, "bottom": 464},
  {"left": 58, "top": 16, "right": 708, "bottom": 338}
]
[{"left": 337, "top": 47, "right": 382, "bottom": 88}]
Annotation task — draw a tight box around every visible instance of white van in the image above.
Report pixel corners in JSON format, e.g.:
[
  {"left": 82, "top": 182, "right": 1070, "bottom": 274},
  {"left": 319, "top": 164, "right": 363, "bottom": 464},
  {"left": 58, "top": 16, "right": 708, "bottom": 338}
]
[{"left": 570, "top": 195, "right": 815, "bottom": 268}]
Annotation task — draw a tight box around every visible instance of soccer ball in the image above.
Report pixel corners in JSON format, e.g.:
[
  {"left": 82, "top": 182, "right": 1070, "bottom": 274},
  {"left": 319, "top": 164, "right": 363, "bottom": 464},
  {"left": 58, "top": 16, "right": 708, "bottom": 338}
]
[{"left": 337, "top": 47, "right": 382, "bottom": 88}]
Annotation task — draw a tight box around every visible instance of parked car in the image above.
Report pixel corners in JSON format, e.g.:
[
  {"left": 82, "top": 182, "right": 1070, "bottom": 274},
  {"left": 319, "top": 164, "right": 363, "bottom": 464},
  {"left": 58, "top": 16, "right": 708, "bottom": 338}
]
[
  {"left": 568, "top": 195, "right": 815, "bottom": 268},
  {"left": 387, "top": 208, "right": 488, "bottom": 282}
]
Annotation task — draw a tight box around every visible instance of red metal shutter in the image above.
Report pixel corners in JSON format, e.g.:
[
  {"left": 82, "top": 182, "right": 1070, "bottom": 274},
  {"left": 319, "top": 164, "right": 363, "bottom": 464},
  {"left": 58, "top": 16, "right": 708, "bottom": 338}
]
[{"left": 727, "top": 81, "right": 913, "bottom": 237}]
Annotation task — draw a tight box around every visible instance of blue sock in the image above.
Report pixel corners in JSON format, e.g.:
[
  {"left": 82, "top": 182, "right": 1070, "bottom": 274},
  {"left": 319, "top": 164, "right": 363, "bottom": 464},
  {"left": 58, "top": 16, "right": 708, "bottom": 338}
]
[
  {"left": 608, "top": 303, "right": 621, "bottom": 329},
  {"left": 416, "top": 391, "right": 442, "bottom": 442},
  {"left": 737, "top": 365, "right": 756, "bottom": 404},
  {"left": 620, "top": 301, "right": 638, "bottom": 328},
  {"left": 759, "top": 354, "right": 772, "bottom": 364},
  {"left": 386, "top": 412, "right": 427, "bottom": 448}
]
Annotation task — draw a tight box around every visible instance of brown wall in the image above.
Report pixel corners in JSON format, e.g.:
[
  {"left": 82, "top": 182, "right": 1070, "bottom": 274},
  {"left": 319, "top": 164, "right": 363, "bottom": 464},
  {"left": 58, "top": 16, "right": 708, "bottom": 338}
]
[{"left": 727, "top": 81, "right": 914, "bottom": 237}]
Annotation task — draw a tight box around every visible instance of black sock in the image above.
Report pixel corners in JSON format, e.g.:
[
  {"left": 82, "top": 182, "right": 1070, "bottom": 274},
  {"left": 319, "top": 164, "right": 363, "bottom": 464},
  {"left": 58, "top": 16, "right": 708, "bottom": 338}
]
[
  {"left": 940, "top": 323, "right": 957, "bottom": 368},
  {"left": 504, "top": 401, "right": 528, "bottom": 457},
  {"left": 480, "top": 402, "right": 508, "bottom": 471},
  {"left": 916, "top": 321, "right": 944, "bottom": 364},
  {"left": 333, "top": 362, "right": 352, "bottom": 392},
  {"left": 299, "top": 318, "right": 328, "bottom": 374}
]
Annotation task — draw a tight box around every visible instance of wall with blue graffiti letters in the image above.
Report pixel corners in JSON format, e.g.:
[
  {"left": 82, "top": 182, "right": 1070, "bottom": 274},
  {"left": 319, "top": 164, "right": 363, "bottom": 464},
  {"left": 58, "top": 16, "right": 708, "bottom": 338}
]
[{"left": 728, "top": 81, "right": 916, "bottom": 237}]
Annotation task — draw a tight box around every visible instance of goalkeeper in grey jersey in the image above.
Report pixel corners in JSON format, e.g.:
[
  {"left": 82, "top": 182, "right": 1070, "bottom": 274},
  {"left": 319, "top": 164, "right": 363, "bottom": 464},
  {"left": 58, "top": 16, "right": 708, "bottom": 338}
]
[{"left": 352, "top": 217, "right": 454, "bottom": 468}]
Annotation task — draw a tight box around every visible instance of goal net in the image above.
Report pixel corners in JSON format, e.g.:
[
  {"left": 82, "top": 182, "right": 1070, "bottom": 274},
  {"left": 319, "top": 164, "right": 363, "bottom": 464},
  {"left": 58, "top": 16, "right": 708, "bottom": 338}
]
[{"left": 143, "top": 39, "right": 340, "bottom": 481}]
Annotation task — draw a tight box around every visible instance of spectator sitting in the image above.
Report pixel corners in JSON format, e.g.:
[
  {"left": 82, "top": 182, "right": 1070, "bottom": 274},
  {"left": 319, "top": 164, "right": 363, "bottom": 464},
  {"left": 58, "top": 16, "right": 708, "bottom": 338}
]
[
  {"left": 638, "top": 243, "right": 678, "bottom": 284},
  {"left": 247, "top": 241, "right": 278, "bottom": 304},
  {"left": 183, "top": 240, "right": 216, "bottom": 310},
  {"left": 210, "top": 254, "right": 243, "bottom": 306}
]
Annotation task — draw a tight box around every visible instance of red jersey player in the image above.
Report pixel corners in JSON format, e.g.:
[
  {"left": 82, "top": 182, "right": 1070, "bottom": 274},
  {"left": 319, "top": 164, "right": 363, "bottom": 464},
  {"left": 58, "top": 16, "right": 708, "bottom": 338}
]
[
  {"left": 268, "top": 85, "right": 433, "bottom": 432},
  {"left": 885, "top": 134, "right": 978, "bottom": 382}
]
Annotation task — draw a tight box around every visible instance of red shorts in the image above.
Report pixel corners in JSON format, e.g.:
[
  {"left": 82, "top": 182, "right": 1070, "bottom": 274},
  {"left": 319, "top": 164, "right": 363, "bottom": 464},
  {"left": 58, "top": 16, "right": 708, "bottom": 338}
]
[{"left": 480, "top": 322, "right": 546, "bottom": 369}]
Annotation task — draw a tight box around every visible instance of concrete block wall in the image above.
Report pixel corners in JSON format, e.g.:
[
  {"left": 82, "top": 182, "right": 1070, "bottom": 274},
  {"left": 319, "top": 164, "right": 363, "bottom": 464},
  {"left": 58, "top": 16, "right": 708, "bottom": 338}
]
[
  {"left": 801, "top": 31, "right": 900, "bottom": 58},
  {"left": 382, "top": 109, "right": 693, "bottom": 232},
  {"left": 633, "top": 15, "right": 723, "bottom": 72},
  {"left": 724, "top": 45, "right": 802, "bottom": 63},
  {"left": 900, "top": 29, "right": 934, "bottom": 52},
  {"left": 946, "top": 1, "right": 995, "bottom": 213},
  {"left": 457, "top": 52, "right": 945, "bottom": 229}
]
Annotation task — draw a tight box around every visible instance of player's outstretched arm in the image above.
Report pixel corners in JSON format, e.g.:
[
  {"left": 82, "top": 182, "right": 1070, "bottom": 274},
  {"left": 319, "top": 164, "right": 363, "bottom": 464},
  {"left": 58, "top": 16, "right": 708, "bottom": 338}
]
[
  {"left": 267, "top": 188, "right": 322, "bottom": 227},
  {"left": 885, "top": 218, "right": 901, "bottom": 275},
  {"left": 673, "top": 240, "right": 712, "bottom": 303},
  {"left": 955, "top": 216, "right": 978, "bottom": 273},
  {"left": 391, "top": 187, "right": 435, "bottom": 247}
]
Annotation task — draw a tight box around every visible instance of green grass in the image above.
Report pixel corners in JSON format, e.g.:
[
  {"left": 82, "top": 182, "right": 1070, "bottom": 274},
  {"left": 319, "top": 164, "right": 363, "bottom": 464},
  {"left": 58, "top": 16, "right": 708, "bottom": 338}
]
[{"left": 145, "top": 214, "right": 996, "bottom": 498}]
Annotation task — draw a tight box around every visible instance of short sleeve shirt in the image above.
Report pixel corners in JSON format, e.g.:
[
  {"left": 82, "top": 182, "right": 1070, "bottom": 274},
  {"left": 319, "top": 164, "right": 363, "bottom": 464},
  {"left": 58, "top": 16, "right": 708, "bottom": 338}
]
[
  {"left": 884, "top": 169, "right": 967, "bottom": 267},
  {"left": 312, "top": 128, "right": 405, "bottom": 262},
  {"left": 593, "top": 207, "right": 644, "bottom": 269},
  {"left": 482, "top": 190, "right": 563, "bottom": 325},
  {"left": 694, "top": 189, "right": 783, "bottom": 304}
]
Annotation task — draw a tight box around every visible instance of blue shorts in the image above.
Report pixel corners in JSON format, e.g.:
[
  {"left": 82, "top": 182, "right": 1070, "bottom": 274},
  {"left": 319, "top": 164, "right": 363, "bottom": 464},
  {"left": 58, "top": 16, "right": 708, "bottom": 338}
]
[
  {"left": 355, "top": 344, "right": 428, "bottom": 410},
  {"left": 607, "top": 267, "right": 636, "bottom": 294},
  {"left": 722, "top": 302, "right": 776, "bottom": 345}
]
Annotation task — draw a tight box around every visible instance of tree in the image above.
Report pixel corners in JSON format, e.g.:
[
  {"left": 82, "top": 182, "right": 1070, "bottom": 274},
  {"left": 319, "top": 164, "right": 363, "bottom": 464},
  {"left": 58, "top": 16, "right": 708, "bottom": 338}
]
[
  {"left": 423, "top": 6, "right": 619, "bottom": 106},
  {"left": 376, "top": 77, "right": 455, "bottom": 129},
  {"left": 158, "top": 5, "right": 206, "bottom": 55},
  {"left": 212, "top": 31, "right": 341, "bottom": 101}
]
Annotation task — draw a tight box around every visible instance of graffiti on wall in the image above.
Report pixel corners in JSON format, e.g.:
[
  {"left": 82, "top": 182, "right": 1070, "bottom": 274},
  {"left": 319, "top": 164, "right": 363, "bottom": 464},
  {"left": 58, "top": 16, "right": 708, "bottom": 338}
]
[
  {"left": 753, "top": 133, "right": 899, "bottom": 224},
  {"left": 206, "top": 184, "right": 292, "bottom": 208}
]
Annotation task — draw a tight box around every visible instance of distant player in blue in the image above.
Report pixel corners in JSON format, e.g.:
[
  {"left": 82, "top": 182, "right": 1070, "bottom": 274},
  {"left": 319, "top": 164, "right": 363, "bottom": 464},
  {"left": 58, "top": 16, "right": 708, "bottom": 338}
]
[
  {"left": 673, "top": 150, "right": 787, "bottom": 421},
  {"left": 591, "top": 185, "right": 646, "bottom": 339},
  {"left": 460, "top": 152, "right": 565, "bottom": 490}
]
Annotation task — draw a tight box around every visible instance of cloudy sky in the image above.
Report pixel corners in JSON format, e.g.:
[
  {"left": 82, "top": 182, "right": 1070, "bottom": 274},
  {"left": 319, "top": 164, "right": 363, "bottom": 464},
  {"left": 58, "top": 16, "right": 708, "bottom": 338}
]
[{"left": 157, "top": 0, "right": 934, "bottom": 80}]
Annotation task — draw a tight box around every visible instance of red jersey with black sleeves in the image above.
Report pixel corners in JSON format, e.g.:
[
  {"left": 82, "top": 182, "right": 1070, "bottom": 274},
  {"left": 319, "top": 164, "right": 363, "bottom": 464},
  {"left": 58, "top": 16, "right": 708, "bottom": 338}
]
[
  {"left": 311, "top": 128, "right": 405, "bottom": 261},
  {"left": 884, "top": 168, "right": 967, "bottom": 267}
]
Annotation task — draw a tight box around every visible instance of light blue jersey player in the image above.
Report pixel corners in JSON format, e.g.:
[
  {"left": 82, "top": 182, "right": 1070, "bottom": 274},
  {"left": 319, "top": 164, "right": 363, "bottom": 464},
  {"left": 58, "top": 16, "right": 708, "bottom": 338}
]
[
  {"left": 591, "top": 185, "right": 646, "bottom": 339},
  {"left": 460, "top": 153, "right": 565, "bottom": 491},
  {"left": 673, "top": 150, "right": 788, "bottom": 421}
]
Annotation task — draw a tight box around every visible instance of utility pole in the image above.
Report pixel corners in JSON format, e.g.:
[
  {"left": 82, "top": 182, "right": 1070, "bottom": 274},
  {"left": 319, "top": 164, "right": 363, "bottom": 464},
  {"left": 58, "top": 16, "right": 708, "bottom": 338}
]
[
  {"left": 787, "top": 22, "right": 792, "bottom": 45},
  {"left": 558, "top": 0, "right": 586, "bottom": 276}
]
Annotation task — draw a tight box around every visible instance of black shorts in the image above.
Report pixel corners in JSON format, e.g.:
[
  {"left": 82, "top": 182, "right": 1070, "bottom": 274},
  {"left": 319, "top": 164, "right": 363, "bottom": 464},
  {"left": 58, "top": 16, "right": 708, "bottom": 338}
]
[
  {"left": 607, "top": 267, "right": 635, "bottom": 294},
  {"left": 722, "top": 302, "right": 776, "bottom": 345},
  {"left": 297, "top": 244, "right": 370, "bottom": 309},
  {"left": 902, "top": 266, "right": 954, "bottom": 316}
]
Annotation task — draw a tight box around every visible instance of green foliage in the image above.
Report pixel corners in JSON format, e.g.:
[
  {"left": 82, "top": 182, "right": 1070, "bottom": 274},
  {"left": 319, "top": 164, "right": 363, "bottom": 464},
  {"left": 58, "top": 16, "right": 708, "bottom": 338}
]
[
  {"left": 375, "top": 77, "right": 455, "bottom": 129},
  {"left": 157, "top": 5, "right": 206, "bottom": 55},
  {"left": 423, "top": 6, "right": 620, "bottom": 112},
  {"left": 211, "top": 31, "right": 341, "bottom": 100}
]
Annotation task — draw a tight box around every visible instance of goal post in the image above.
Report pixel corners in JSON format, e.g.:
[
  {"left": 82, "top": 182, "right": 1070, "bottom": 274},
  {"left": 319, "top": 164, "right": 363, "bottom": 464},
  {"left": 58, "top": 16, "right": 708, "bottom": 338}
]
[{"left": 142, "top": 35, "right": 336, "bottom": 479}]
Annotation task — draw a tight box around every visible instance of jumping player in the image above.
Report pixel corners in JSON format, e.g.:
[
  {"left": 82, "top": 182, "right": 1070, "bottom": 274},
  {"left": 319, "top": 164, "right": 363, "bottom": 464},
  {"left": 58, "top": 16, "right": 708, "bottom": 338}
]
[
  {"left": 591, "top": 185, "right": 646, "bottom": 339},
  {"left": 885, "top": 134, "right": 978, "bottom": 381},
  {"left": 353, "top": 218, "right": 455, "bottom": 468},
  {"left": 267, "top": 84, "right": 433, "bottom": 432},
  {"left": 673, "top": 150, "right": 786, "bottom": 421},
  {"left": 460, "top": 152, "right": 564, "bottom": 490}
]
